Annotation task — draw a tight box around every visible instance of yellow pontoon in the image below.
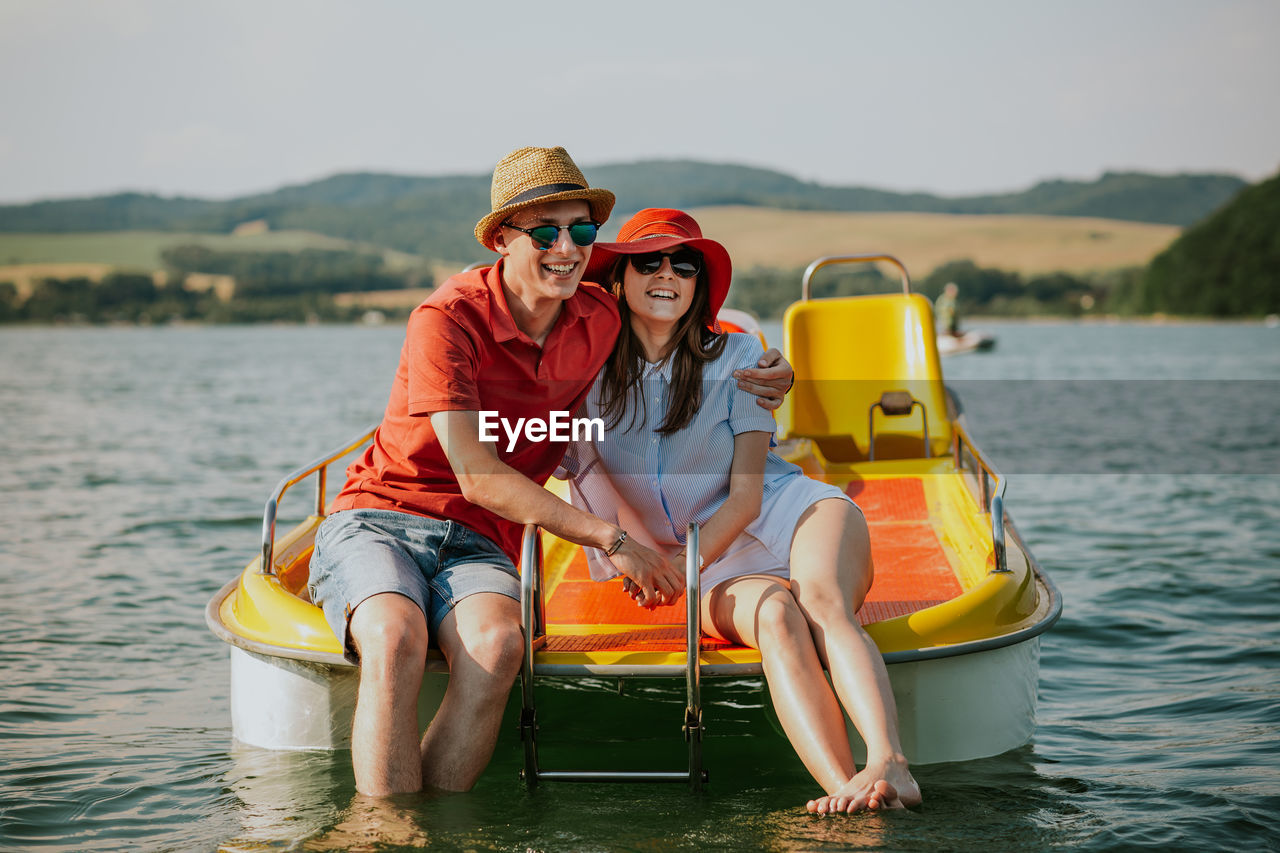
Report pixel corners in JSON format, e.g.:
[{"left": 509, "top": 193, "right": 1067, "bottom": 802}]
[{"left": 206, "top": 254, "right": 1061, "bottom": 784}]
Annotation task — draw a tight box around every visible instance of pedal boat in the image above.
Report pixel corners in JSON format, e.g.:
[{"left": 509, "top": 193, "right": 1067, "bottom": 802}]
[
  {"left": 206, "top": 253, "right": 1061, "bottom": 784},
  {"left": 937, "top": 328, "right": 996, "bottom": 356}
]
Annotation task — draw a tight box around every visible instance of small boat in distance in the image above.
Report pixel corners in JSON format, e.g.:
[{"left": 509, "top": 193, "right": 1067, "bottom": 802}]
[
  {"left": 937, "top": 328, "right": 997, "bottom": 356},
  {"left": 206, "top": 253, "right": 1060, "bottom": 785}
]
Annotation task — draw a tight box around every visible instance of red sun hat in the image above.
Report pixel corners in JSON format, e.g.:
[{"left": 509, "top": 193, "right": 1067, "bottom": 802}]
[{"left": 583, "top": 208, "right": 732, "bottom": 329}]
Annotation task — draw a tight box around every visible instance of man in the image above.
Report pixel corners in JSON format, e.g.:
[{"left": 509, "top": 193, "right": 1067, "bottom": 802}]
[
  {"left": 309, "top": 146, "right": 794, "bottom": 796},
  {"left": 934, "top": 281, "right": 960, "bottom": 337}
]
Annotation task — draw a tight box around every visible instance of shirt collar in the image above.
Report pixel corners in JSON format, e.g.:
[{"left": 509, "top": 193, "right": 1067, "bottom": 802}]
[
  {"left": 481, "top": 260, "right": 519, "bottom": 343},
  {"left": 483, "top": 258, "right": 590, "bottom": 344},
  {"left": 643, "top": 355, "right": 674, "bottom": 384}
]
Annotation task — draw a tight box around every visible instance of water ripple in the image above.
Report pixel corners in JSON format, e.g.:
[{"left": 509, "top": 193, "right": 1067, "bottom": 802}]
[{"left": 2, "top": 324, "right": 1277, "bottom": 850}]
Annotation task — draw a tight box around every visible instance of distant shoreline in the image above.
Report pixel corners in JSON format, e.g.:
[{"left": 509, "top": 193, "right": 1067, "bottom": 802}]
[
  {"left": 4, "top": 312, "right": 1277, "bottom": 330},
  {"left": 961, "top": 314, "right": 1280, "bottom": 326}
]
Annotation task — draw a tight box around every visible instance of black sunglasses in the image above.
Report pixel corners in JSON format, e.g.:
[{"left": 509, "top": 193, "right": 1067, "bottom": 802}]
[
  {"left": 628, "top": 249, "right": 703, "bottom": 279},
  {"left": 502, "top": 221, "right": 599, "bottom": 250}
]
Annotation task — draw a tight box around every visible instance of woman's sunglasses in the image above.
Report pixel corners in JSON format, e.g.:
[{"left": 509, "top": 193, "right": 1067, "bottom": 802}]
[
  {"left": 629, "top": 249, "right": 703, "bottom": 279},
  {"left": 502, "top": 221, "right": 599, "bottom": 250}
]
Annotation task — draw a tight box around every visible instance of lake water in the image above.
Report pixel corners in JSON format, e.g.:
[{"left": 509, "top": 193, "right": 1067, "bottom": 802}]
[{"left": 1, "top": 320, "right": 1277, "bottom": 851}]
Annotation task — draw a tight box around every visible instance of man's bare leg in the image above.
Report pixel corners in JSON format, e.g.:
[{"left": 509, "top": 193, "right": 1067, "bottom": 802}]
[
  {"left": 789, "top": 499, "right": 922, "bottom": 814},
  {"left": 703, "top": 577, "right": 858, "bottom": 794},
  {"left": 347, "top": 592, "right": 431, "bottom": 796},
  {"left": 419, "top": 592, "right": 524, "bottom": 791}
]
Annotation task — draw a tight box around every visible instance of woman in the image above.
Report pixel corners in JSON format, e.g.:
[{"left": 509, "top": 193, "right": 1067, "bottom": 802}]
[{"left": 562, "top": 209, "right": 922, "bottom": 814}]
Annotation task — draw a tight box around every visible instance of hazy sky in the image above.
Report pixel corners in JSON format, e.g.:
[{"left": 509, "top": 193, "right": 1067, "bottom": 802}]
[{"left": 1, "top": 0, "right": 1276, "bottom": 203}]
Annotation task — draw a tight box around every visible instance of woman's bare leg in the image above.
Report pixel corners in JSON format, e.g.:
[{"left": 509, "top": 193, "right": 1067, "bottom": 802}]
[
  {"left": 703, "top": 576, "right": 856, "bottom": 796},
  {"left": 787, "top": 499, "right": 921, "bottom": 813}
]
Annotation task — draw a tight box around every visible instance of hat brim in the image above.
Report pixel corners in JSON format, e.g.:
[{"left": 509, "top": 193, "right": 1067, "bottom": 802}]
[
  {"left": 475, "top": 188, "right": 616, "bottom": 251},
  {"left": 583, "top": 234, "right": 732, "bottom": 327}
]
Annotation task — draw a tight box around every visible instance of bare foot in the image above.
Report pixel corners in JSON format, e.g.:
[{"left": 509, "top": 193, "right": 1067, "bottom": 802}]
[
  {"left": 806, "top": 755, "right": 922, "bottom": 815},
  {"left": 302, "top": 794, "right": 430, "bottom": 851}
]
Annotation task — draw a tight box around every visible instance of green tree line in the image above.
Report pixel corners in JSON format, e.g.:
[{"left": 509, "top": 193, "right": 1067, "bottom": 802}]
[
  {"left": 1, "top": 245, "right": 434, "bottom": 324},
  {"left": 3, "top": 273, "right": 199, "bottom": 324},
  {"left": 160, "top": 245, "right": 429, "bottom": 297},
  {"left": 0, "top": 272, "right": 377, "bottom": 324},
  {"left": 723, "top": 259, "right": 1142, "bottom": 320}
]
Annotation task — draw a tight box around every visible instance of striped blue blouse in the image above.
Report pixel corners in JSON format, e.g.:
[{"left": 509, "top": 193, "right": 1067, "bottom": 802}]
[{"left": 561, "top": 333, "right": 805, "bottom": 580}]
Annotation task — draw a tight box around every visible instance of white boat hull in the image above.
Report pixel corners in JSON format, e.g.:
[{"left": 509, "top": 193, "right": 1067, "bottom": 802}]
[
  {"left": 229, "top": 647, "right": 448, "bottom": 751},
  {"left": 846, "top": 639, "right": 1040, "bottom": 764},
  {"left": 228, "top": 637, "right": 1040, "bottom": 764}
]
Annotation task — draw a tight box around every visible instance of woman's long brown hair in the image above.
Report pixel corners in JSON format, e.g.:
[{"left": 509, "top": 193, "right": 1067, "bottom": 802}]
[{"left": 597, "top": 255, "right": 728, "bottom": 435}]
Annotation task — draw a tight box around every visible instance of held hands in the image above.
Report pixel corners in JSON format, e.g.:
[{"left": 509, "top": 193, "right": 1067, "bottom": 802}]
[
  {"left": 621, "top": 576, "right": 684, "bottom": 610},
  {"left": 733, "top": 347, "right": 794, "bottom": 411},
  {"left": 611, "top": 538, "right": 684, "bottom": 610}
]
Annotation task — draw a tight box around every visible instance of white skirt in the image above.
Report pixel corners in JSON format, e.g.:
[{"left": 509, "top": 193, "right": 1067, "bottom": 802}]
[{"left": 698, "top": 473, "right": 854, "bottom": 595}]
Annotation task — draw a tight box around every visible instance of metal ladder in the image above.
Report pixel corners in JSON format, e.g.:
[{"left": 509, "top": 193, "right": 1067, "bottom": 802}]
[{"left": 518, "top": 523, "right": 707, "bottom": 789}]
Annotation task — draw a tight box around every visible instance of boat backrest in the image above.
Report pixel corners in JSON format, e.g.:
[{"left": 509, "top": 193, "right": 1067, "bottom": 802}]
[{"left": 778, "top": 293, "right": 951, "bottom": 462}]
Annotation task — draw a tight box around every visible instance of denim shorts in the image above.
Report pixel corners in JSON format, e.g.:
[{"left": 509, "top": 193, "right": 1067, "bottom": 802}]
[{"left": 308, "top": 508, "right": 520, "bottom": 663}]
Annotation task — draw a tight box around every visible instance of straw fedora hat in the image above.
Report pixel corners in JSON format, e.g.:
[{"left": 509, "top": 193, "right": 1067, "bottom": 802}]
[
  {"left": 582, "top": 208, "right": 732, "bottom": 327},
  {"left": 475, "top": 146, "right": 615, "bottom": 251}
]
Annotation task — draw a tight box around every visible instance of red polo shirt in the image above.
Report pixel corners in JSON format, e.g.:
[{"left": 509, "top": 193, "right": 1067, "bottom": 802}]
[{"left": 330, "top": 260, "right": 621, "bottom": 562}]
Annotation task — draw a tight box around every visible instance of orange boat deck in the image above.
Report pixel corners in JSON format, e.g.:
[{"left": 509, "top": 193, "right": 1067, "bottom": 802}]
[{"left": 540, "top": 477, "right": 963, "bottom": 655}]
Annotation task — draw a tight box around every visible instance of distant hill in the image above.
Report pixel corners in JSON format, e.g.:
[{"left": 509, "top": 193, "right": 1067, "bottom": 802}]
[
  {"left": 594, "top": 163, "right": 1245, "bottom": 227},
  {"left": 0, "top": 193, "right": 220, "bottom": 233},
  {"left": 1138, "top": 169, "right": 1279, "bottom": 315},
  {"left": 0, "top": 162, "right": 1246, "bottom": 266}
]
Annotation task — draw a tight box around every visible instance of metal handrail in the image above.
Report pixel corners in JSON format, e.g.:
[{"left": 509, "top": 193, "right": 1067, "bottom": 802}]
[
  {"left": 518, "top": 524, "right": 541, "bottom": 783},
  {"left": 800, "top": 254, "right": 913, "bottom": 301},
  {"left": 868, "top": 394, "right": 931, "bottom": 462},
  {"left": 684, "top": 523, "right": 704, "bottom": 789},
  {"left": 258, "top": 423, "right": 378, "bottom": 576},
  {"left": 950, "top": 416, "right": 1009, "bottom": 574}
]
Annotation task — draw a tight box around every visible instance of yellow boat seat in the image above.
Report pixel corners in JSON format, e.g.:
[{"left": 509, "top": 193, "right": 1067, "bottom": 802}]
[{"left": 779, "top": 293, "right": 951, "bottom": 462}]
